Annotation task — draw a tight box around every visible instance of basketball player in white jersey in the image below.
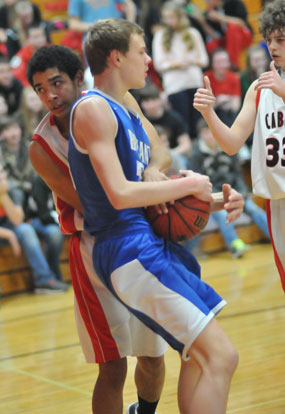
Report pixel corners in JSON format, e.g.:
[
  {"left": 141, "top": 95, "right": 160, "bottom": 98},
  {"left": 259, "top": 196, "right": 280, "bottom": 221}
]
[
  {"left": 194, "top": 0, "right": 285, "bottom": 292},
  {"left": 27, "top": 44, "right": 170, "bottom": 414}
]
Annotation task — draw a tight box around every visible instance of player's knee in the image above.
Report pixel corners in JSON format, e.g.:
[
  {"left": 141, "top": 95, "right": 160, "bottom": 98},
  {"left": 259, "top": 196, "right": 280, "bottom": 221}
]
[
  {"left": 137, "top": 355, "right": 165, "bottom": 378},
  {"left": 190, "top": 321, "right": 239, "bottom": 378},
  {"left": 206, "top": 337, "right": 239, "bottom": 379},
  {"left": 98, "top": 358, "right": 127, "bottom": 389}
]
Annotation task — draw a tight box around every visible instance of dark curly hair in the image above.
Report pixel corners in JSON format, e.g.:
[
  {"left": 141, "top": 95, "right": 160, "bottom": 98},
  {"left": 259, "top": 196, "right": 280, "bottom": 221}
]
[
  {"left": 259, "top": 0, "right": 285, "bottom": 39},
  {"left": 27, "top": 45, "right": 84, "bottom": 87}
]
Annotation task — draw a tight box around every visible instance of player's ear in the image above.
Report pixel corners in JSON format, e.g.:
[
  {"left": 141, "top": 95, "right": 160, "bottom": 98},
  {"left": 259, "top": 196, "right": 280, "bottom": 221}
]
[
  {"left": 109, "top": 50, "right": 121, "bottom": 67},
  {"left": 74, "top": 69, "right": 84, "bottom": 86}
]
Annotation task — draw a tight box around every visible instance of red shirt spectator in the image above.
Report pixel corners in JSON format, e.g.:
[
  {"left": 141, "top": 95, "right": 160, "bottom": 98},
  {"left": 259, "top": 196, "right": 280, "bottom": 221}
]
[
  {"left": 10, "top": 23, "right": 48, "bottom": 86},
  {"left": 205, "top": 69, "right": 241, "bottom": 96},
  {"left": 204, "top": 48, "right": 241, "bottom": 126}
]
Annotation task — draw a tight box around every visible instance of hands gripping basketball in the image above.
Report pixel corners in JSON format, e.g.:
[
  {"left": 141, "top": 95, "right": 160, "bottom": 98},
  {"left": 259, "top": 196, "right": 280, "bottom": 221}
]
[
  {"left": 145, "top": 171, "right": 212, "bottom": 242},
  {"left": 145, "top": 172, "right": 244, "bottom": 242},
  {"left": 180, "top": 170, "right": 212, "bottom": 202}
]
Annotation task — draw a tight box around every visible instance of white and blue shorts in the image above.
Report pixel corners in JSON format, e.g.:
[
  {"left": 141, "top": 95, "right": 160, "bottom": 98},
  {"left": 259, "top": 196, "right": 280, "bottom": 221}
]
[
  {"left": 69, "top": 231, "right": 168, "bottom": 364},
  {"left": 93, "top": 228, "right": 226, "bottom": 360}
]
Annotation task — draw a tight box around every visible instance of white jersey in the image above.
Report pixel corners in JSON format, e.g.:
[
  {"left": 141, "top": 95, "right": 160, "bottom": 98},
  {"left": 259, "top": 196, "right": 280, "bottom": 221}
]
[
  {"left": 252, "top": 82, "right": 285, "bottom": 200},
  {"left": 33, "top": 113, "right": 84, "bottom": 234}
]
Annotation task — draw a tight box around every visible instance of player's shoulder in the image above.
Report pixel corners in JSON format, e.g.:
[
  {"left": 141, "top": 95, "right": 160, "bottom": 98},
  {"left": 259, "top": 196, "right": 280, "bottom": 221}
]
[
  {"left": 75, "top": 92, "right": 110, "bottom": 114},
  {"left": 33, "top": 112, "right": 52, "bottom": 136}
]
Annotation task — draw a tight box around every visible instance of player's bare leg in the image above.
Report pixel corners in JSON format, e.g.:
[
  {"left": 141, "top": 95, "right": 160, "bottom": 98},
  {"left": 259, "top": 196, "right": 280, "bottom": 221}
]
[
  {"left": 135, "top": 355, "right": 165, "bottom": 403},
  {"left": 178, "top": 319, "right": 238, "bottom": 414},
  {"left": 92, "top": 357, "right": 127, "bottom": 414},
  {"left": 177, "top": 357, "right": 201, "bottom": 409}
]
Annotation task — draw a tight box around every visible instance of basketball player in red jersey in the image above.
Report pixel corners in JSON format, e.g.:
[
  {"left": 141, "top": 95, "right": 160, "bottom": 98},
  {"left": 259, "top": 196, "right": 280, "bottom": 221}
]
[
  {"left": 28, "top": 44, "right": 169, "bottom": 414},
  {"left": 194, "top": 0, "right": 285, "bottom": 292}
]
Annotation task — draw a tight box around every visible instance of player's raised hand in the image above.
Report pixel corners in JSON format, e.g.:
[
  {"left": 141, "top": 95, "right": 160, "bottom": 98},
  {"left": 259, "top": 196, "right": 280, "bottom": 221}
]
[
  {"left": 193, "top": 76, "right": 216, "bottom": 114},
  {"left": 255, "top": 61, "right": 285, "bottom": 99}
]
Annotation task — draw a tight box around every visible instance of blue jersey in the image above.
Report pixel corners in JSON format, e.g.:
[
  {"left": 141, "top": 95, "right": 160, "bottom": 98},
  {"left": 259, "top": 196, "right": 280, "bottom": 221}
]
[
  {"left": 68, "top": 89, "right": 151, "bottom": 236},
  {"left": 68, "top": 90, "right": 226, "bottom": 359}
]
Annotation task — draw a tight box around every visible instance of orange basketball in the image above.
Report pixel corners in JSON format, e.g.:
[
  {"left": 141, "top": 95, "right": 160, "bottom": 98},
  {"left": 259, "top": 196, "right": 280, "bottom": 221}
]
[{"left": 145, "top": 195, "right": 210, "bottom": 242}]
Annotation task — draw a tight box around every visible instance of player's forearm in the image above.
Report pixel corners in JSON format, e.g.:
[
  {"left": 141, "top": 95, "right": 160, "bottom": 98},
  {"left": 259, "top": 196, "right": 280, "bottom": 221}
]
[
  {"left": 0, "top": 194, "right": 24, "bottom": 225},
  {"left": 202, "top": 108, "right": 242, "bottom": 155},
  {"left": 109, "top": 176, "right": 210, "bottom": 210},
  {"left": 68, "top": 17, "right": 90, "bottom": 33}
]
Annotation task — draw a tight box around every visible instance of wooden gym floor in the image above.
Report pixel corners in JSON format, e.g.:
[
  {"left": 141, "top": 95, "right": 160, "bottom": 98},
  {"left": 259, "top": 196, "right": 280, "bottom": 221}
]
[{"left": 0, "top": 242, "right": 284, "bottom": 413}]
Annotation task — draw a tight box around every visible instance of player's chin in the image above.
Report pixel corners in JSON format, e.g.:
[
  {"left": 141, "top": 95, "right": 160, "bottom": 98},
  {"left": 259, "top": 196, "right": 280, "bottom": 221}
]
[{"left": 133, "top": 79, "right": 146, "bottom": 89}]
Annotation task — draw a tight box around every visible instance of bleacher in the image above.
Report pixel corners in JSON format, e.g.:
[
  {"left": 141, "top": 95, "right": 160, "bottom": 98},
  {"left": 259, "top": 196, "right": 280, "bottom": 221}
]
[{"left": 0, "top": 237, "right": 70, "bottom": 296}]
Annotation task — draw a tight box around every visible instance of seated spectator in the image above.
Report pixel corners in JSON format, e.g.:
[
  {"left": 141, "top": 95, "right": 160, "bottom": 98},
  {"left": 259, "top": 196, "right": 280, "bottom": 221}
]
[
  {"left": 20, "top": 86, "right": 47, "bottom": 139},
  {"left": 0, "top": 116, "right": 36, "bottom": 208},
  {"left": 0, "top": 0, "right": 42, "bottom": 59},
  {"left": 154, "top": 124, "right": 185, "bottom": 177},
  {"left": 138, "top": 82, "right": 192, "bottom": 168},
  {"left": 13, "top": 1, "right": 67, "bottom": 51},
  {"left": 0, "top": 93, "right": 8, "bottom": 118},
  {"left": 188, "top": 119, "right": 270, "bottom": 258},
  {"left": 27, "top": 175, "right": 65, "bottom": 281},
  {"left": 204, "top": 48, "right": 241, "bottom": 127},
  {"left": 0, "top": 166, "right": 68, "bottom": 292},
  {"left": 152, "top": 1, "right": 209, "bottom": 138},
  {"left": 204, "top": 0, "right": 253, "bottom": 70},
  {"left": 10, "top": 22, "right": 48, "bottom": 86},
  {"left": 0, "top": 55, "right": 23, "bottom": 115},
  {"left": 240, "top": 44, "right": 270, "bottom": 103},
  {"left": 0, "top": 166, "right": 22, "bottom": 257}
]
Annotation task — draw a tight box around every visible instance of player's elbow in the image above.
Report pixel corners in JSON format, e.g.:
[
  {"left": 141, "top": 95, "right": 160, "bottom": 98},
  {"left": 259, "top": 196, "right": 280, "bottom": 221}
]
[
  {"left": 108, "top": 188, "right": 136, "bottom": 210},
  {"left": 108, "top": 191, "right": 128, "bottom": 210}
]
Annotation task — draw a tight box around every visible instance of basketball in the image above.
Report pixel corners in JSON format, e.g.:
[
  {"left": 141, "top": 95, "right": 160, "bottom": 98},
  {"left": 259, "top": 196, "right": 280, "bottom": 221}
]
[{"left": 145, "top": 195, "right": 210, "bottom": 242}]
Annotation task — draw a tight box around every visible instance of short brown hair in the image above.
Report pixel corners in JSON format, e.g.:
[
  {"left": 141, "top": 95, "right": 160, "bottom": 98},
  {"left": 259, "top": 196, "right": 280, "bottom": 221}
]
[
  {"left": 85, "top": 18, "right": 144, "bottom": 76},
  {"left": 259, "top": 0, "right": 285, "bottom": 39}
]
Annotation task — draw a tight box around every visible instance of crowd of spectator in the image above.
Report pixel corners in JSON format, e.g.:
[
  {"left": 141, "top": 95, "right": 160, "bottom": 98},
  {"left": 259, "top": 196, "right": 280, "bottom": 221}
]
[{"left": 0, "top": 0, "right": 271, "bottom": 298}]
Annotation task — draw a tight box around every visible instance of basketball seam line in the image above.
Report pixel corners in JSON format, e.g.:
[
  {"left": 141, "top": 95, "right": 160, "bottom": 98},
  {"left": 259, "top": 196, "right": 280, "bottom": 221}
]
[
  {"left": 178, "top": 200, "right": 209, "bottom": 215},
  {"left": 172, "top": 205, "right": 196, "bottom": 236}
]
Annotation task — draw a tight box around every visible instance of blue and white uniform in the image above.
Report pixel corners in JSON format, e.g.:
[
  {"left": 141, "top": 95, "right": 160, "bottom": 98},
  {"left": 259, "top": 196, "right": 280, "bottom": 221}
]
[{"left": 69, "top": 89, "right": 226, "bottom": 359}]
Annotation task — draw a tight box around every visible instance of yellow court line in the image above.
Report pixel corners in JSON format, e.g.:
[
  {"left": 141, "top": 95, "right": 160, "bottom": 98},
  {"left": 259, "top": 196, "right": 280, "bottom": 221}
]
[
  {"left": 228, "top": 397, "right": 285, "bottom": 413},
  {"left": 0, "top": 362, "right": 92, "bottom": 396}
]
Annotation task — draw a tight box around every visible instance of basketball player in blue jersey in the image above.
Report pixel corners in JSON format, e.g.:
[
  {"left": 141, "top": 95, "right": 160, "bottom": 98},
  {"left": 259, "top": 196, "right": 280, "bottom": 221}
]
[
  {"left": 194, "top": 0, "right": 285, "bottom": 293},
  {"left": 68, "top": 18, "right": 243, "bottom": 414},
  {"left": 27, "top": 45, "right": 172, "bottom": 414}
]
